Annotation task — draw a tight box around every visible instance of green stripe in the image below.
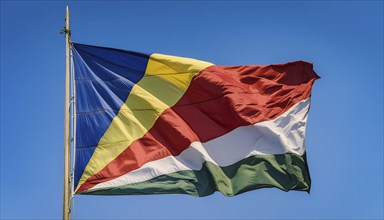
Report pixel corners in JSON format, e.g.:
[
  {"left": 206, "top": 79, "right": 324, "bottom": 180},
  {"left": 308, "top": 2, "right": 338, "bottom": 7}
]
[{"left": 81, "top": 153, "right": 311, "bottom": 196}]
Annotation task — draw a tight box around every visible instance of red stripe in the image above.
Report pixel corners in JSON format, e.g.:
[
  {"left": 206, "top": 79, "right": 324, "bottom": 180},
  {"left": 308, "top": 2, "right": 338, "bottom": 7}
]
[{"left": 77, "top": 61, "right": 318, "bottom": 193}]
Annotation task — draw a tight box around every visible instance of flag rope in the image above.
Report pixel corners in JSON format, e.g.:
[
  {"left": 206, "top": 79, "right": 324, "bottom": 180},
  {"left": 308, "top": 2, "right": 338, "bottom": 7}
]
[{"left": 69, "top": 42, "right": 76, "bottom": 220}]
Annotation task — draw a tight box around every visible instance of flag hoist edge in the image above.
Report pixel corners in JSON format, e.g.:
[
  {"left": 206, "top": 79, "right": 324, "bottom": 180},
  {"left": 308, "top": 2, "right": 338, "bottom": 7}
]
[{"left": 72, "top": 43, "right": 319, "bottom": 196}]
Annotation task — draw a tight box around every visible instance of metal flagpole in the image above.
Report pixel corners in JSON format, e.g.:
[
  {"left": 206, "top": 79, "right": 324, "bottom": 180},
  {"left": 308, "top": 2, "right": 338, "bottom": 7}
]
[{"left": 63, "top": 5, "right": 71, "bottom": 220}]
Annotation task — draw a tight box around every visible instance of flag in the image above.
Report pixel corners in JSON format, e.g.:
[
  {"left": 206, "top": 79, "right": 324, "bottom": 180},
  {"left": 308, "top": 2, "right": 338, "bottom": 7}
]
[{"left": 72, "top": 43, "right": 319, "bottom": 196}]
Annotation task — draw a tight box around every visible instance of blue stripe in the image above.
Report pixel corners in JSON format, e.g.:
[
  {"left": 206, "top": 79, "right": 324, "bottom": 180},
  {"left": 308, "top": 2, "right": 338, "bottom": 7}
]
[{"left": 72, "top": 43, "right": 150, "bottom": 188}]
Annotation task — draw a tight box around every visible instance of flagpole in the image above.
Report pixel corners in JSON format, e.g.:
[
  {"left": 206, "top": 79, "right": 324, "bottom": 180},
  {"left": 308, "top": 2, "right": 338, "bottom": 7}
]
[{"left": 63, "top": 5, "right": 71, "bottom": 220}]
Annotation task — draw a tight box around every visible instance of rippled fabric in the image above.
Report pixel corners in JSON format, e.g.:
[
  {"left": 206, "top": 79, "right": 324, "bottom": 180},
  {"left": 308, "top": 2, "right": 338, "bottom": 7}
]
[{"left": 72, "top": 43, "right": 319, "bottom": 195}]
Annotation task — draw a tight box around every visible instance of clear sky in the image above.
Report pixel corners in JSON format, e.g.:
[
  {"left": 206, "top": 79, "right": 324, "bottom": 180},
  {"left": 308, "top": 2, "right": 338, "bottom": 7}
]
[{"left": 1, "top": 1, "right": 383, "bottom": 219}]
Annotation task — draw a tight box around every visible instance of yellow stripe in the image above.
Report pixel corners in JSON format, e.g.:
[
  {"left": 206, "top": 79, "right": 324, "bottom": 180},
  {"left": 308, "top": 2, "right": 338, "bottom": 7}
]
[{"left": 76, "top": 53, "right": 213, "bottom": 191}]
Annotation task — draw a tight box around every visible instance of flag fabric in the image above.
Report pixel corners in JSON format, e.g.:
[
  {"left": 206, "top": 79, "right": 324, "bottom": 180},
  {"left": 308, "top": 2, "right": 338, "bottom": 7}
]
[{"left": 72, "top": 43, "right": 319, "bottom": 196}]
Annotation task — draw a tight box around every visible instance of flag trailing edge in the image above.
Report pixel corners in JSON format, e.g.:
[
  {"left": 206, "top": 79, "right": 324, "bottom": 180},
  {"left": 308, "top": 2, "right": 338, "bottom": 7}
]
[{"left": 72, "top": 43, "right": 319, "bottom": 196}]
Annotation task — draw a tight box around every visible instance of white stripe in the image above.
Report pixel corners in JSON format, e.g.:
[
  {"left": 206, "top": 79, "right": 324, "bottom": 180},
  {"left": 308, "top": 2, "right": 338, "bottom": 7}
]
[{"left": 90, "top": 98, "right": 310, "bottom": 191}]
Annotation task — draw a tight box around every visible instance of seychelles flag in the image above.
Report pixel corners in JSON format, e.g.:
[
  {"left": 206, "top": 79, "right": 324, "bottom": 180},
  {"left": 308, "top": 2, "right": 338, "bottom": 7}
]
[{"left": 72, "top": 43, "right": 318, "bottom": 196}]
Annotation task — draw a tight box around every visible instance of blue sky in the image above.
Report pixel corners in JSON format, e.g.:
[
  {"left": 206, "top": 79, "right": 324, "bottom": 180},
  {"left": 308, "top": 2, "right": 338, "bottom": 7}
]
[{"left": 1, "top": 1, "right": 383, "bottom": 219}]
